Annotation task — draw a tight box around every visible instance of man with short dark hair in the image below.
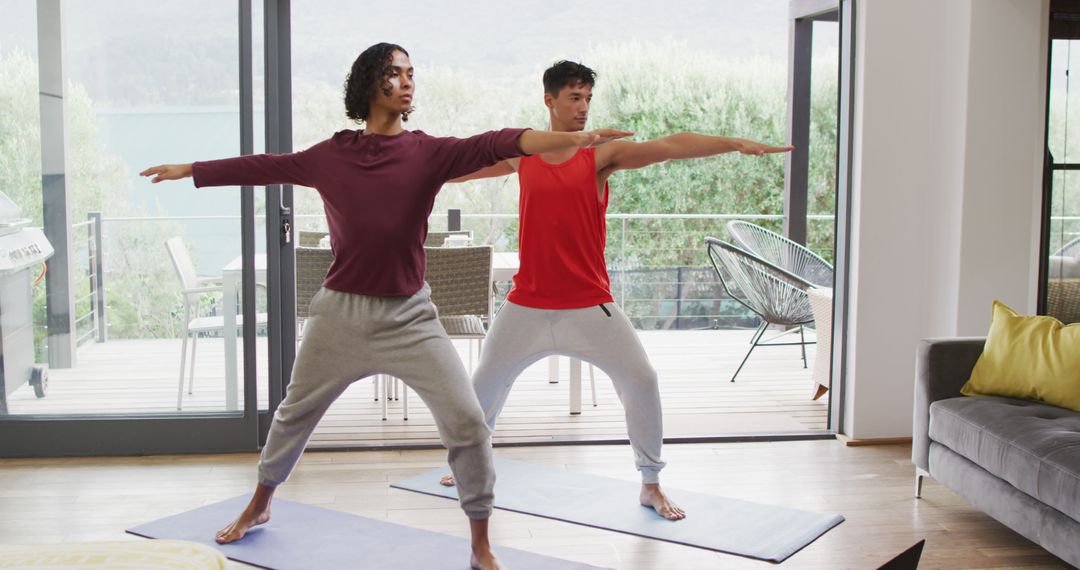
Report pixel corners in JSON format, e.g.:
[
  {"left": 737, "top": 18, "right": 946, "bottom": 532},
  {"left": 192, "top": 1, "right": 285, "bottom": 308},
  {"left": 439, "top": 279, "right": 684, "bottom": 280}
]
[{"left": 444, "top": 60, "right": 792, "bottom": 520}]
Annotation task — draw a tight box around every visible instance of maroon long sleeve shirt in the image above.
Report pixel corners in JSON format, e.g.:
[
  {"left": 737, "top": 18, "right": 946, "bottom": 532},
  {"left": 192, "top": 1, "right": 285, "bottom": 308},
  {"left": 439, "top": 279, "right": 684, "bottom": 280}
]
[{"left": 192, "top": 128, "right": 527, "bottom": 297}]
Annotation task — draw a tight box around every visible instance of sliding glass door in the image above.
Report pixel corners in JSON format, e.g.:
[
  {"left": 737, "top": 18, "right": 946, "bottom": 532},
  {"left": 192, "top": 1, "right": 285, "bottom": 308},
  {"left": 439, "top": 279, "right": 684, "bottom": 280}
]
[{"left": 0, "top": 0, "right": 275, "bottom": 455}]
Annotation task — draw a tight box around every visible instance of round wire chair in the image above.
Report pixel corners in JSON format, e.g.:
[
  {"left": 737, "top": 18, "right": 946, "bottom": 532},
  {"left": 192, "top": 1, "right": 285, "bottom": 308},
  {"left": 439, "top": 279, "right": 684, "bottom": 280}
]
[
  {"left": 726, "top": 220, "right": 834, "bottom": 288},
  {"left": 1052, "top": 235, "right": 1080, "bottom": 257},
  {"left": 706, "top": 237, "right": 816, "bottom": 382}
]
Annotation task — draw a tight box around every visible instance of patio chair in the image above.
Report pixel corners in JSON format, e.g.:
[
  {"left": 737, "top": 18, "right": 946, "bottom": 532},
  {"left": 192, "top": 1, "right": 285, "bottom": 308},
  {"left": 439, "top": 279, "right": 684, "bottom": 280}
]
[
  {"left": 705, "top": 237, "right": 816, "bottom": 382},
  {"left": 424, "top": 245, "right": 492, "bottom": 373},
  {"left": 1048, "top": 237, "right": 1080, "bottom": 324},
  {"left": 295, "top": 246, "right": 335, "bottom": 334},
  {"left": 424, "top": 230, "right": 473, "bottom": 247},
  {"left": 166, "top": 237, "right": 268, "bottom": 410},
  {"left": 1053, "top": 235, "right": 1080, "bottom": 257},
  {"left": 726, "top": 220, "right": 834, "bottom": 288},
  {"left": 297, "top": 230, "right": 329, "bottom": 248},
  {"left": 295, "top": 246, "right": 400, "bottom": 418}
]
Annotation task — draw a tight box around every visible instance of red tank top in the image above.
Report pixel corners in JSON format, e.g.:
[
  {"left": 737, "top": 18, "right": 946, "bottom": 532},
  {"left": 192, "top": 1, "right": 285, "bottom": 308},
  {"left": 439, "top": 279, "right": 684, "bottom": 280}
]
[{"left": 507, "top": 147, "right": 615, "bottom": 309}]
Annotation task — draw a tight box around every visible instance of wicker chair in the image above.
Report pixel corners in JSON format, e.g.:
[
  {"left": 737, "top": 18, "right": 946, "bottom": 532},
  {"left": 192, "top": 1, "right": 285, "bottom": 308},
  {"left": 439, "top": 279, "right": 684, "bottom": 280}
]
[
  {"left": 424, "top": 230, "right": 473, "bottom": 247},
  {"left": 727, "top": 220, "right": 834, "bottom": 288},
  {"left": 1048, "top": 278, "right": 1080, "bottom": 324},
  {"left": 295, "top": 247, "right": 334, "bottom": 326},
  {"left": 298, "top": 230, "right": 329, "bottom": 248},
  {"left": 295, "top": 247, "right": 402, "bottom": 418},
  {"left": 1048, "top": 237, "right": 1080, "bottom": 324},
  {"left": 424, "top": 245, "right": 492, "bottom": 372},
  {"left": 705, "top": 237, "right": 816, "bottom": 382}
]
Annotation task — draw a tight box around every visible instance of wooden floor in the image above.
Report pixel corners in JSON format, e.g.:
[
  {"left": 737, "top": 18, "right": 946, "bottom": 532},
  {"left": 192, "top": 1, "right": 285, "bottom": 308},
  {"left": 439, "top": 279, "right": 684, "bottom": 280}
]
[
  {"left": 4, "top": 330, "right": 829, "bottom": 447},
  {"left": 0, "top": 441, "right": 1068, "bottom": 569}
]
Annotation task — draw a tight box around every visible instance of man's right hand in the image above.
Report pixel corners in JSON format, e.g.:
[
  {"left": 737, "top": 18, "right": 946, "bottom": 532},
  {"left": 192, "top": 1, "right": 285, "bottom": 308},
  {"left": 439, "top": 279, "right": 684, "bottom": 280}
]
[{"left": 139, "top": 163, "right": 193, "bottom": 183}]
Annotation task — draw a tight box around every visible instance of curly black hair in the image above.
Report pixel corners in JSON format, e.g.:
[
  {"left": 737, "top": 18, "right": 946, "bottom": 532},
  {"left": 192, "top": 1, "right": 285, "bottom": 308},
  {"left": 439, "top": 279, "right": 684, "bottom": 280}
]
[
  {"left": 343, "top": 42, "right": 411, "bottom": 123},
  {"left": 542, "top": 60, "right": 596, "bottom": 96}
]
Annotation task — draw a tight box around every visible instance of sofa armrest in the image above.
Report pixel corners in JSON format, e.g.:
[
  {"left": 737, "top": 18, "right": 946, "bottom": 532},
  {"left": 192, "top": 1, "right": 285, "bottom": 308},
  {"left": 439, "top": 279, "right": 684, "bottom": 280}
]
[{"left": 912, "top": 337, "right": 985, "bottom": 471}]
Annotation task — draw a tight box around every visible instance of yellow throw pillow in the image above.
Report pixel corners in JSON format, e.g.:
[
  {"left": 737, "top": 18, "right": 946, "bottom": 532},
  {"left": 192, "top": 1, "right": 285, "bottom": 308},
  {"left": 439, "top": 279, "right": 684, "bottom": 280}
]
[{"left": 961, "top": 300, "right": 1080, "bottom": 411}]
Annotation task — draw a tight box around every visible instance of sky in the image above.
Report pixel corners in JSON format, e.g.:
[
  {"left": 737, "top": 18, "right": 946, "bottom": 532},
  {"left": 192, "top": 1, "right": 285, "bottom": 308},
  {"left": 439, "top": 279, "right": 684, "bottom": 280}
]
[{"left": 1, "top": 0, "right": 839, "bottom": 107}]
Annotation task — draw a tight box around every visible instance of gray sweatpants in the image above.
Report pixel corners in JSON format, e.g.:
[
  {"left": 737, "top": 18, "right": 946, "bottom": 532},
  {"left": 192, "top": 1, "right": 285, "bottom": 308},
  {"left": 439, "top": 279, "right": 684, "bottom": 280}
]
[
  {"left": 474, "top": 300, "right": 667, "bottom": 483},
  {"left": 258, "top": 285, "right": 495, "bottom": 519}
]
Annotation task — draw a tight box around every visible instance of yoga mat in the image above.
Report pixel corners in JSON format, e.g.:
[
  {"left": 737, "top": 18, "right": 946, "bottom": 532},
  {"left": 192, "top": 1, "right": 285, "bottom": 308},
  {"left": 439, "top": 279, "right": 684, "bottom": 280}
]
[
  {"left": 392, "top": 457, "right": 844, "bottom": 563},
  {"left": 127, "top": 495, "right": 607, "bottom": 570}
]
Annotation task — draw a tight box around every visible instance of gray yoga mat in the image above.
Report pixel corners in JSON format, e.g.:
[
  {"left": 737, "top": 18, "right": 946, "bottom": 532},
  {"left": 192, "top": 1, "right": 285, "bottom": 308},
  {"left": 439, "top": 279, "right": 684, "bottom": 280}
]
[
  {"left": 392, "top": 457, "right": 844, "bottom": 563},
  {"left": 127, "top": 495, "right": 607, "bottom": 570}
]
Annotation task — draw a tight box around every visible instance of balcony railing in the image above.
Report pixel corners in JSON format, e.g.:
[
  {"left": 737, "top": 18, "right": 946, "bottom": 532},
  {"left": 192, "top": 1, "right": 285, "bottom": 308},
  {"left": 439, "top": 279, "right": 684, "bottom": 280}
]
[{"left": 68, "top": 212, "right": 1080, "bottom": 338}]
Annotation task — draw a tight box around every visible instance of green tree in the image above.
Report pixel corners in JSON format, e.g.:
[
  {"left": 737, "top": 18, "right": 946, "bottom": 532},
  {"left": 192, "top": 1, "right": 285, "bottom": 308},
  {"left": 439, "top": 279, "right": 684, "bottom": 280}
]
[
  {"left": 287, "top": 40, "right": 841, "bottom": 328},
  {"left": 0, "top": 50, "right": 183, "bottom": 346}
]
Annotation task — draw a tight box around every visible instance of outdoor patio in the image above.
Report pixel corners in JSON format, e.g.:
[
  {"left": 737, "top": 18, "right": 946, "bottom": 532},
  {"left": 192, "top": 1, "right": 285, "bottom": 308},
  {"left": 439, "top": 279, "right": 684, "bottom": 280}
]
[{"left": 3, "top": 328, "right": 829, "bottom": 448}]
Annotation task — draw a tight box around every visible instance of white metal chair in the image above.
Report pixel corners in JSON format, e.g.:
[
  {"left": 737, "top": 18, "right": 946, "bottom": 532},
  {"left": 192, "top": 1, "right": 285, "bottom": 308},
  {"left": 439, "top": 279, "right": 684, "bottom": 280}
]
[
  {"left": 166, "top": 237, "right": 268, "bottom": 410},
  {"left": 547, "top": 357, "right": 599, "bottom": 410}
]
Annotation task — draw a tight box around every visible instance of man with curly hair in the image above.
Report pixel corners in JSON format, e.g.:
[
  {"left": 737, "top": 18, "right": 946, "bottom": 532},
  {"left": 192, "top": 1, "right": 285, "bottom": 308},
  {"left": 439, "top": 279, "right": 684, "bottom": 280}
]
[
  {"left": 141, "top": 44, "right": 630, "bottom": 570},
  {"left": 442, "top": 60, "right": 792, "bottom": 521}
]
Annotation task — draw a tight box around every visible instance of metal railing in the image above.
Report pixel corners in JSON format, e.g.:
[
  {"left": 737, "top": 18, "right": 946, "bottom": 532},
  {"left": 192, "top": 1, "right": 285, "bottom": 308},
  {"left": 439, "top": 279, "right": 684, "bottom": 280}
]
[
  {"left": 69, "top": 213, "right": 106, "bottom": 346},
  {"left": 422, "top": 212, "right": 839, "bottom": 329},
  {"left": 78, "top": 212, "right": 1080, "bottom": 337}
]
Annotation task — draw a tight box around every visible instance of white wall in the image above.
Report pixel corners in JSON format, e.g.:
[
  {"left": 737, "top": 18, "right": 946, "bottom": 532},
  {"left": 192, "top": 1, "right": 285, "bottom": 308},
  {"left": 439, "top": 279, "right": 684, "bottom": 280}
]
[
  {"left": 956, "top": 2, "right": 1048, "bottom": 333},
  {"left": 843, "top": 0, "right": 1048, "bottom": 439}
]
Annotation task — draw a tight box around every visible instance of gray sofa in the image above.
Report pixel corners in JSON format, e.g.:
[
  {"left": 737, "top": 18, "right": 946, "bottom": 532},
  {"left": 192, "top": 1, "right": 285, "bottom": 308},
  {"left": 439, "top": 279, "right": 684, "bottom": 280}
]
[{"left": 913, "top": 337, "right": 1080, "bottom": 567}]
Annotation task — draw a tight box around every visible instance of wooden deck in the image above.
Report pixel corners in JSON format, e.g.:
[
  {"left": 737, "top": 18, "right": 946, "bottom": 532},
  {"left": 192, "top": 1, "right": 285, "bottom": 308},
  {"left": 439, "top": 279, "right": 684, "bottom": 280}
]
[{"left": 3, "top": 330, "right": 829, "bottom": 448}]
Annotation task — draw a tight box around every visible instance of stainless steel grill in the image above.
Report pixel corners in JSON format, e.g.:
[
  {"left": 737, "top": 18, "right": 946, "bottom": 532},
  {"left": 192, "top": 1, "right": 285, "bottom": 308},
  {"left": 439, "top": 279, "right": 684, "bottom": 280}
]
[{"left": 0, "top": 191, "right": 54, "bottom": 414}]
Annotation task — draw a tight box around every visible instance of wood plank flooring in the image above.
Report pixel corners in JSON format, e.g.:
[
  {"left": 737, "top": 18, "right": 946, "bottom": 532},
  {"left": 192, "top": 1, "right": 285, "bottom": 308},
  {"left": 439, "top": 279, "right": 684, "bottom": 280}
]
[{"left": 0, "top": 441, "right": 1069, "bottom": 569}]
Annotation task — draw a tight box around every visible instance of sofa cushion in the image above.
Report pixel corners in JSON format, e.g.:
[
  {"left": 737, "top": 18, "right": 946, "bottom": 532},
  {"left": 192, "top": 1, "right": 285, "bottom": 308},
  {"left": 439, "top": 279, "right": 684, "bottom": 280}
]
[
  {"left": 961, "top": 301, "right": 1080, "bottom": 412},
  {"left": 929, "top": 396, "right": 1080, "bottom": 523}
]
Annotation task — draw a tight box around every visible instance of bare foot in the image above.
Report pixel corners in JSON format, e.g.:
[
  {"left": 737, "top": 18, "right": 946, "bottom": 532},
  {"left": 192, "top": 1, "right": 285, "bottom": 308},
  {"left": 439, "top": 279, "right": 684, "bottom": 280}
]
[
  {"left": 215, "top": 484, "right": 276, "bottom": 544},
  {"left": 470, "top": 549, "right": 504, "bottom": 570},
  {"left": 439, "top": 473, "right": 455, "bottom": 487},
  {"left": 468, "top": 517, "right": 504, "bottom": 570},
  {"left": 640, "top": 483, "right": 686, "bottom": 520}
]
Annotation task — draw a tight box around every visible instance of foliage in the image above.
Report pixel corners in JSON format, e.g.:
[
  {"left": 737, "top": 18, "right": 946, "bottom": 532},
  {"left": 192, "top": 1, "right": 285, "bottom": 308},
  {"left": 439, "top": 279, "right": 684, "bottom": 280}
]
[
  {"left": 0, "top": 36, "right": 843, "bottom": 341},
  {"left": 0, "top": 50, "right": 183, "bottom": 345},
  {"left": 289, "top": 40, "right": 840, "bottom": 329}
]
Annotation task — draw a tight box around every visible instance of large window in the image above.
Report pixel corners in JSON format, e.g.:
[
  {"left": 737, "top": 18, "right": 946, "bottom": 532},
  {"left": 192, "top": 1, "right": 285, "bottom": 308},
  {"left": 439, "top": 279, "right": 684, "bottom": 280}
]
[{"left": 291, "top": 0, "right": 839, "bottom": 330}]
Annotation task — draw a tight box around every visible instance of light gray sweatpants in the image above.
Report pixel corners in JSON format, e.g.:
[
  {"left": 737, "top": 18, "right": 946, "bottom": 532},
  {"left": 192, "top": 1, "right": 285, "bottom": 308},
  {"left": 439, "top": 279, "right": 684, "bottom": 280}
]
[
  {"left": 474, "top": 300, "right": 667, "bottom": 483},
  {"left": 258, "top": 285, "right": 495, "bottom": 519}
]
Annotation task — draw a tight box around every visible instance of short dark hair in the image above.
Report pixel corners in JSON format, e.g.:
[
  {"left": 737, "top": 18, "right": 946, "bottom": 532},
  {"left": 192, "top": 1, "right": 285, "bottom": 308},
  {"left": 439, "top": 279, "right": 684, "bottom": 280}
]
[
  {"left": 343, "top": 42, "right": 411, "bottom": 123},
  {"left": 542, "top": 60, "right": 596, "bottom": 96}
]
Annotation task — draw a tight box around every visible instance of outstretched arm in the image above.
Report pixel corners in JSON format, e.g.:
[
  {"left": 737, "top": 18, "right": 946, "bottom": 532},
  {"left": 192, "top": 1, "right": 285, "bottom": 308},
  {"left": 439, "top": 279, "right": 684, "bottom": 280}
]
[
  {"left": 597, "top": 133, "right": 793, "bottom": 173},
  {"left": 517, "top": 128, "right": 633, "bottom": 155},
  {"left": 438, "top": 128, "right": 632, "bottom": 182},
  {"left": 447, "top": 160, "right": 517, "bottom": 183},
  {"left": 141, "top": 151, "right": 313, "bottom": 188}
]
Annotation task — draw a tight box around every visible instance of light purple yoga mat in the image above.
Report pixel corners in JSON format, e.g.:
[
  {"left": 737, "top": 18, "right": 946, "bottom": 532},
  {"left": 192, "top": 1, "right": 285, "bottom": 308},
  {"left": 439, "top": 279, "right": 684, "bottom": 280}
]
[
  {"left": 127, "top": 495, "right": 607, "bottom": 570},
  {"left": 392, "top": 457, "right": 844, "bottom": 563}
]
